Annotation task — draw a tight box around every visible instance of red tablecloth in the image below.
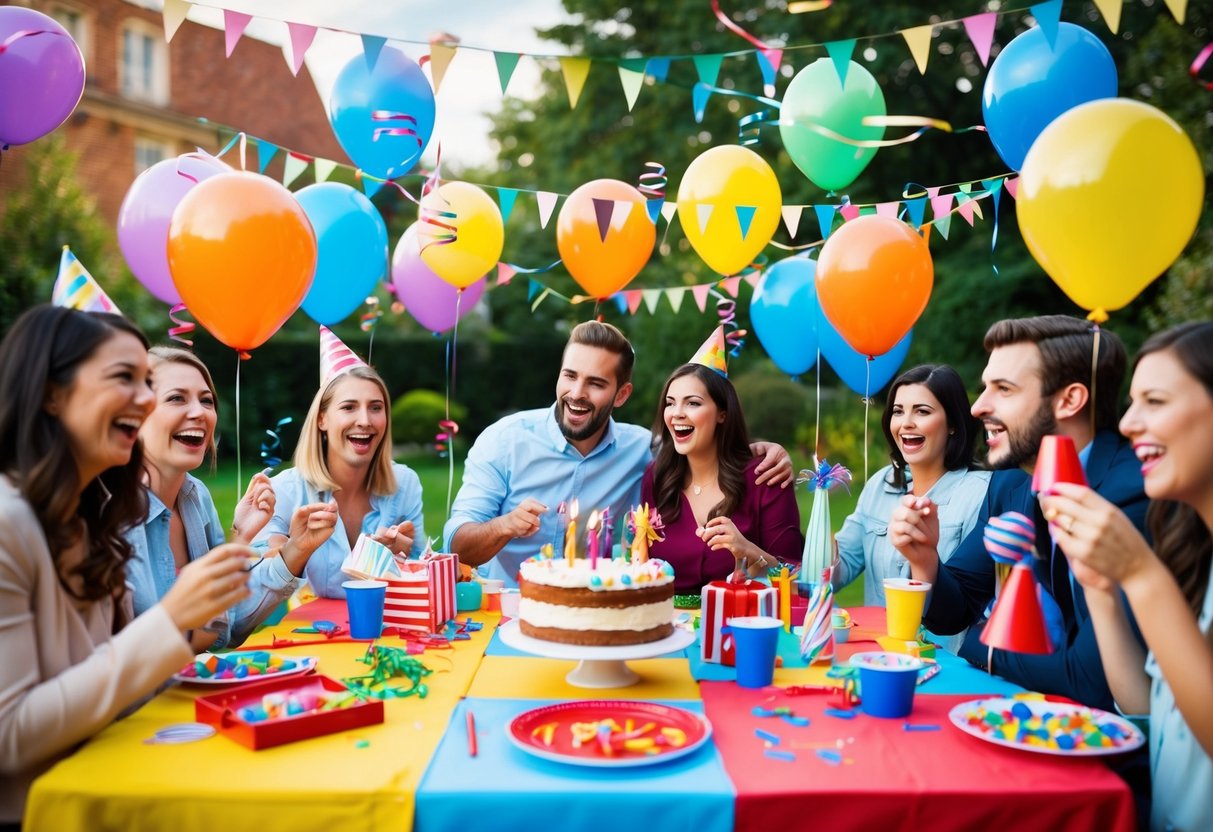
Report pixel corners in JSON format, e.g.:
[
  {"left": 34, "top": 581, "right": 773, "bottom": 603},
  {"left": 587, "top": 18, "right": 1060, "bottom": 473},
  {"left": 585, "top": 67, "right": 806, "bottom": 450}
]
[{"left": 701, "top": 682, "right": 1136, "bottom": 832}]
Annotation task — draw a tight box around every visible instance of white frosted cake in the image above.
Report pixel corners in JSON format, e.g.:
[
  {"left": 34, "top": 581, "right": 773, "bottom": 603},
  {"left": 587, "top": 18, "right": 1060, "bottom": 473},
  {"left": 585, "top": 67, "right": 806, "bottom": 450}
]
[{"left": 517, "top": 557, "right": 676, "bottom": 646}]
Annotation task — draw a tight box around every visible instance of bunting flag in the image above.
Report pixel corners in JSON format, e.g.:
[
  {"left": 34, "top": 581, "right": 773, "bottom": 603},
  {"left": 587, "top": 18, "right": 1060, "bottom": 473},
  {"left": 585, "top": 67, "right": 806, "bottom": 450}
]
[
  {"left": 1092, "top": 0, "right": 1122, "bottom": 33},
  {"left": 692, "top": 53, "right": 724, "bottom": 88},
  {"left": 314, "top": 158, "right": 337, "bottom": 182},
  {"left": 875, "top": 201, "right": 900, "bottom": 219},
  {"left": 660, "top": 201, "right": 678, "bottom": 226},
  {"left": 719, "top": 276, "right": 743, "bottom": 298},
  {"left": 825, "top": 39, "right": 857, "bottom": 85},
  {"left": 361, "top": 34, "right": 386, "bottom": 71},
  {"left": 667, "top": 286, "right": 687, "bottom": 314},
  {"left": 625, "top": 289, "right": 643, "bottom": 314},
  {"left": 592, "top": 198, "right": 614, "bottom": 242},
  {"left": 781, "top": 205, "right": 803, "bottom": 238},
  {"left": 735, "top": 205, "right": 757, "bottom": 239},
  {"left": 930, "top": 192, "right": 955, "bottom": 221},
  {"left": 52, "top": 247, "right": 121, "bottom": 315},
  {"left": 285, "top": 22, "right": 317, "bottom": 76},
  {"left": 905, "top": 196, "right": 927, "bottom": 228},
  {"left": 645, "top": 57, "right": 672, "bottom": 82},
  {"left": 754, "top": 49, "right": 782, "bottom": 96},
  {"left": 618, "top": 62, "right": 645, "bottom": 111},
  {"left": 691, "top": 283, "right": 712, "bottom": 312},
  {"left": 559, "top": 57, "right": 592, "bottom": 107},
  {"left": 223, "top": 10, "right": 252, "bottom": 58},
  {"left": 536, "top": 191, "right": 559, "bottom": 228},
  {"left": 429, "top": 42, "right": 458, "bottom": 93},
  {"left": 962, "top": 13, "right": 998, "bottom": 67},
  {"left": 283, "top": 152, "right": 310, "bottom": 187},
  {"left": 642, "top": 289, "right": 662, "bottom": 315},
  {"left": 814, "top": 204, "right": 836, "bottom": 240},
  {"left": 696, "top": 203, "right": 714, "bottom": 234},
  {"left": 496, "top": 262, "right": 517, "bottom": 286},
  {"left": 256, "top": 139, "right": 279, "bottom": 173},
  {"left": 497, "top": 188, "right": 518, "bottom": 224},
  {"left": 838, "top": 201, "right": 860, "bottom": 222},
  {"left": 1004, "top": 176, "right": 1019, "bottom": 200},
  {"left": 495, "top": 51, "right": 521, "bottom": 93},
  {"left": 1030, "top": 0, "right": 1063, "bottom": 47},
  {"left": 1163, "top": 0, "right": 1187, "bottom": 24},
  {"left": 162, "top": 0, "right": 188, "bottom": 42},
  {"left": 935, "top": 211, "right": 953, "bottom": 240},
  {"left": 901, "top": 25, "right": 933, "bottom": 75},
  {"left": 361, "top": 174, "right": 384, "bottom": 199}
]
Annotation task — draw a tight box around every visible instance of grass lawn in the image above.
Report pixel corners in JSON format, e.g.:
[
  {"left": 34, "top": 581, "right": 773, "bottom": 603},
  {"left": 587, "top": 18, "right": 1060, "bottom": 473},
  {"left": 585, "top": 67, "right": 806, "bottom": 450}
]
[{"left": 198, "top": 451, "right": 866, "bottom": 607}]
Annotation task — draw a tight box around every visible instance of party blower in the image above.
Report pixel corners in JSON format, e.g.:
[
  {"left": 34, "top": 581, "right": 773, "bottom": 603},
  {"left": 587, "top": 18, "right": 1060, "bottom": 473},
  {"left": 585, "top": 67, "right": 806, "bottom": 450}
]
[
  {"left": 1031, "top": 434, "right": 1087, "bottom": 494},
  {"left": 980, "top": 512, "right": 1053, "bottom": 654}
]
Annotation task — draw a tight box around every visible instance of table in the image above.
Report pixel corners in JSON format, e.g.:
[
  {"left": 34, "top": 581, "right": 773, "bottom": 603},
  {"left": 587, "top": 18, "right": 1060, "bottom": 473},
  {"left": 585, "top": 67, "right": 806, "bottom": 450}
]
[{"left": 26, "top": 604, "right": 1136, "bottom": 832}]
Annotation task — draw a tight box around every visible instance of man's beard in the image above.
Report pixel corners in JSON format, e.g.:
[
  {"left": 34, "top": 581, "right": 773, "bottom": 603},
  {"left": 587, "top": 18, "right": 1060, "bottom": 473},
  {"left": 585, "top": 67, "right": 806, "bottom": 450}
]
[
  {"left": 986, "top": 399, "right": 1057, "bottom": 470},
  {"left": 557, "top": 396, "right": 613, "bottom": 441}
]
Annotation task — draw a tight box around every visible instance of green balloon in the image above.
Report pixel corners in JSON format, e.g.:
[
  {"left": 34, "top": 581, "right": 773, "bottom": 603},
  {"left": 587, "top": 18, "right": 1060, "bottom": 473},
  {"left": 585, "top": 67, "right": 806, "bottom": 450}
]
[{"left": 780, "top": 58, "right": 886, "bottom": 192}]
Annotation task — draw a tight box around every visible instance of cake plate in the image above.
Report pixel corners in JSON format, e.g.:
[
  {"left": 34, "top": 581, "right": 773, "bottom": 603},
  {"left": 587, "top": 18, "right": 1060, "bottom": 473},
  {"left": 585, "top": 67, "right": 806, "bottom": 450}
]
[{"left": 497, "top": 619, "right": 696, "bottom": 688}]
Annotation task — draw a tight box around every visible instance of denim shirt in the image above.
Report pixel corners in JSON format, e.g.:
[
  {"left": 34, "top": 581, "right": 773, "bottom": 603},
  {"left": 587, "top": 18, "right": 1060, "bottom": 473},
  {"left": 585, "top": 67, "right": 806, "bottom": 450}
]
[
  {"left": 443, "top": 405, "right": 652, "bottom": 587},
  {"left": 255, "top": 463, "right": 426, "bottom": 600},
  {"left": 124, "top": 474, "right": 300, "bottom": 648}
]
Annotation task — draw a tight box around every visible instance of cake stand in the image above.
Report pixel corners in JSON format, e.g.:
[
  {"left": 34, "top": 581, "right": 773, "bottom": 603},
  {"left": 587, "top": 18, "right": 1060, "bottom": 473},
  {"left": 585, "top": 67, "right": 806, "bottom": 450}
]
[{"left": 497, "top": 619, "right": 696, "bottom": 689}]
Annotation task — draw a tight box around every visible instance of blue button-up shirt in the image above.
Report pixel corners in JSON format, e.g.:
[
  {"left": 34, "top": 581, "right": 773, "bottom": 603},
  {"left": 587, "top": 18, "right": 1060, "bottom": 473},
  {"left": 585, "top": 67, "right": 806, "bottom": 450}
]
[
  {"left": 255, "top": 463, "right": 426, "bottom": 599},
  {"left": 443, "top": 405, "right": 652, "bottom": 587},
  {"left": 124, "top": 474, "right": 300, "bottom": 648}
]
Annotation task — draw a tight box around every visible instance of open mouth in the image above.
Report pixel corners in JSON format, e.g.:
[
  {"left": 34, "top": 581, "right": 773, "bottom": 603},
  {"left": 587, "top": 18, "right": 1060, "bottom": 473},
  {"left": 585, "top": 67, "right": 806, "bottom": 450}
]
[
  {"left": 347, "top": 433, "right": 375, "bottom": 452},
  {"left": 983, "top": 421, "right": 1006, "bottom": 448},
  {"left": 1135, "top": 443, "right": 1164, "bottom": 476},
  {"left": 114, "top": 417, "right": 142, "bottom": 440},
  {"left": 899, "top": 433, "right": 925, "bottom": 453},
  {"left": 563, "top": 399, "right": 592, "bottom": 422},
  {"left": 671, "top": 424, "right": 694, "bottom": 442},
  {"left": 173, "top": 429, "right": 206, "bottom": 449}
]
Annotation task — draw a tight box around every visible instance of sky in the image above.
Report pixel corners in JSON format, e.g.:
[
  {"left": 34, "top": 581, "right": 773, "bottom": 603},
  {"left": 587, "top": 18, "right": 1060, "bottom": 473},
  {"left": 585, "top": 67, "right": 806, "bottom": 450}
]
[{"left": 171, "top": 0, "right": 571, "bottom": 167}]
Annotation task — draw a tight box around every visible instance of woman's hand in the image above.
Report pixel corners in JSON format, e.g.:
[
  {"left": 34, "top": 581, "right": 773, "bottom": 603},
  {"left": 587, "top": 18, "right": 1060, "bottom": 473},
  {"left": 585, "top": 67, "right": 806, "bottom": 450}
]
[
  {"left": 698, "top": 516, "right": 768, "bottom": 575},
  {"left": 282, "top": 501, "right": 339, "bottom": 563},
  {"left": 230, "top": 471, "right": 275, "bottom": 545},
  {"left": 371, "top": 520, "right": 416, "bottom": 558},
  {"left": 1039, "top": 482, "right": 1155, "bottom": 592},
  {"left": 160, "top": 544, "right": 251, "bottom": 631}
]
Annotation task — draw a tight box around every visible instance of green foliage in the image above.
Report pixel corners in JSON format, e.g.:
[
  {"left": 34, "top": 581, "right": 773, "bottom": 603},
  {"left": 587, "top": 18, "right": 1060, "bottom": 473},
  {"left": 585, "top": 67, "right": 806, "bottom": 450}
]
[
  {"left": 732, "top": 366, "right": 810, "bottom": 448},
  {"left": 391, "top": 389, "right": 468, "bottom": 446}
]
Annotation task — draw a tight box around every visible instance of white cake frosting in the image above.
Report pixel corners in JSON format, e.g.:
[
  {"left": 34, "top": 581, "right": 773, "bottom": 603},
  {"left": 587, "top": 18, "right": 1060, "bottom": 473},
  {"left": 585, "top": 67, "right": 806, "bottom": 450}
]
[{"left": 518, "top": 556, "right": 675, "bottom": 591}]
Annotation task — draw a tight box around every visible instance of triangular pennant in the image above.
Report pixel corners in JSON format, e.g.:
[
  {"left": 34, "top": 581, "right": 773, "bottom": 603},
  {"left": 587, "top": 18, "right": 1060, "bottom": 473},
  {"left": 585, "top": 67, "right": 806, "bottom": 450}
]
[
  {"left": 838, "top": 202, "right": 860, "bottom": 222},
  {"left": 692, "top": 53, "right": 724, "bottom": 88},
  {"left": 283, "top": 152, "right": 309, "bottom": 188},
  {"left": 618, "top": 65, "right": 645, "bottom": 111},
  {"left": 905, "top": 196, "right": 927, "bottom": 229},
  {"left": 931, "top": 193, "right": 954, "bottom": 220},
  {"left": 782, "top": 205, "right": 803, "bottom": 238},
  {"left": 536, "top": 191, "right": 559, "bottom": 229},
  {"left": 667, "top": 286, "right": 687, "bottom": 314},
  {"left": 691, "top": 283, "right": 712, "bottom": 312},
  {"left": 1030, "top": 0, "right": 1063, "bottom": 48},
  {"left": 494, "top": 51, "right": 521, "bottom": 94},
  {"left": 926, "top": 185, "right": 941, "bottom": 199},
  {"left": 592, "top": 197, "right": 615, "bottom": 243},
  {"left": 314, "top": 158, "right": 337, "bottom": 182},
  {"left": 956, "top": 196, "right": 979, "bottom": 226},
  {"left": 645, "top": 57, "right": 672, "bottom": 82},
  {"left": 1092, "top": 0, "right": 1122, "bottom": 33},
  {"left": 285, "top": 22, "right": 317, "bottom": 76},
  {"left": 429, "top": 43, "right": 457, "bottom": 93},
  {"left": 900, "top": 25, "right": 933, "bottom": 75},
  {"left": 1004, "top": 176, "right": 1019, "bottom": 200},
  {"left": 696, "top": 203, "right": 714, "bottom": 234},
  {"left": 496, "top": 262, "right": 516, "bottom": 286},
  {"left": 814, "top": 204, "right": 836, "bottom": 240},
  {"left": 743, "top": 271, "right": 762, "bottom": 288},
  {"left": 962, "top": 13, "right": 998, "bottom": 67},
  {"left": 527, "top": 278, "right": 543, "bottom": 302},
  {"left": 646, "top": 198, "right": 664, "bottom": 224},
  {"left": 875, "top": 201, "right": 900, "bottom": 219},
  {"left": 497, "top": 188, "right": 518, "bottom": 224},
  {"left": 689, "top": 325, "right": 728, "bottom": 375},
  {"left": 1163, "top": 0, "right": 1187, "bottom": 24},
  {"left": 361, "top": 34, "right": 387, "bottom": 71},
  {"left": 754, "top": 49, "right": 782, "bottom": 95},
  {"left": 642, "top": 289, "right": 662, "bottom": 314},
  {"left": 616, "top": 202, "right": 634, "bottom": 226},
  {"left": 660, "top": 201, "right": 678, "bottom": 225},
  {"left": 612, "top": 294, "right": 628, "bottom": 315},
  {"left": 53, "top": 246, "right": 121, "bottom": 315},
  {"left": 720, "top": 276, "right": 743, "bottom": 297},
  {"left": 934, "top": 212, "right": 953, "bottom": 240},
  {"left": 257, "top": 140, "right": 279, "bottom": 174},
  {"left": 559, "top": 57, "right": 592, "bottom": 108},
  {"left": 625, "top": 289, "right": 644, "bottom": 315},
  {"left": 692, "top": 82, "right": 713, "bottom": 123},
  {"left": 162, "top": 0, "right": 188, "bottom": 42},
  {"left": 824, "top": 39, "right": 857, "bottom": 86},
  {"left": 361, "top": 175, "right": 384, "bottom": 199},
  {"left": 735, "top": 205, "right": 757, "bottom": 239},
  {"left": 223, "top": 10, "right": 252, "bottom": 58}
]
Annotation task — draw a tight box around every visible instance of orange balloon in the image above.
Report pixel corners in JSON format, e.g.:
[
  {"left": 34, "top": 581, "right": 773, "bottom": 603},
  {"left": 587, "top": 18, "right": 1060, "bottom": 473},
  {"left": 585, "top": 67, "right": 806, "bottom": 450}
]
[
  {"left": 816, "top": 215, "right": 933, "bottom": 357},
  {"left": 556, "top": 179, "right": 655, "bottom": 298},
  {"left": 168, "top": 172, "right": 316, "bottom": 351}
]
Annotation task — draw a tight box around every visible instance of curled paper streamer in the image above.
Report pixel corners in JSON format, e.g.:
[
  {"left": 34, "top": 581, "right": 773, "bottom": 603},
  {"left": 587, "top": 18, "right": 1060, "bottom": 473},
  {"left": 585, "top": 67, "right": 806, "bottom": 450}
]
[
  {"left": 712, "top": 292, "right": 748, "bottom": 357},
  {"left": 359, "top": 295, "right": 383, "bottom": 333},
  {"left": 167, "top": 303, "right": 196, "bottom": 347},
  {"left": 1191, "top": 42, "right": 1213, "bottom": 90},
  {"left": 796, "top": 460, "right": 853, "bottom": 494},
  {"left": 260, "top": 416, "right": 293, "bottom": 470},
  {"left": 710, "top": 0, "right": 781, "bottom": 94},
  {"left": 434, "top": 418, "right": 459, "bottom": 458},
  {"left": 370, "top": 110, "right": 424, "bottom": 146},
  {"left": 637, "top": 162, "right": 666, "bottom": 199},
  {"left": 0, "top": 27, "right": 67, "bottom": 54}
]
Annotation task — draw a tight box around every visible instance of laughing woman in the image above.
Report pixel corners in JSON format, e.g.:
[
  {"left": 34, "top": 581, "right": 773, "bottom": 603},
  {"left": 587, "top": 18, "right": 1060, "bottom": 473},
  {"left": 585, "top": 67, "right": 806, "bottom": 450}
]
[
  {"left": 124, "top": 348, "right": 336, "bottom": 650},
  {"left": 256, "top": 360, "right": 426, "bottom": 599},
  {"left": 832, "top": 365, "right": 990, "bottom": 624},
  {"left": 0, "top": 307, "right": 250, "bottom": 825}
]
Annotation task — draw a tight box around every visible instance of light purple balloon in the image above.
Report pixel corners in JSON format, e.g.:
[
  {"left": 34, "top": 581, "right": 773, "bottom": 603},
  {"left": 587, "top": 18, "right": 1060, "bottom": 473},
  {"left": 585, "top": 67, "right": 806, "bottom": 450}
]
[
  {"left": 391, "top": 223, "right": 486, "bottom": 333},
  {"left": 118, "top": 153, "right": 230, "bottom": 305},
  {"left": 0, "top": 8, "right": 86, "bottom": 146}
]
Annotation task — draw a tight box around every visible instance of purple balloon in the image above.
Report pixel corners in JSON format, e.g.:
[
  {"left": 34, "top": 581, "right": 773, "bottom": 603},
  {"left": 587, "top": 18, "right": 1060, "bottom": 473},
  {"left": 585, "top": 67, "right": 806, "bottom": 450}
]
[
  {"left": 118, "top": 154, "right": 230, "bottom": 305},
  {"left": 0, "top": 8, "right": 85, "bottom": 146},
  {"left": 392, "top": 223, "right": 486, "bottom": 332}
]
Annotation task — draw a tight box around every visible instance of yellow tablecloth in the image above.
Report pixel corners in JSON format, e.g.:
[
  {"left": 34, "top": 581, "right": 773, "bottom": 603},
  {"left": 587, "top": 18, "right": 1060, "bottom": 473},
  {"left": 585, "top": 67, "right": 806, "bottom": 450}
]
[
  {"left": 467, "top": 656, "right": 700, "bottom": 700},
  {"left": 25, "top": 611, "right": 495, "bottom": 832}
]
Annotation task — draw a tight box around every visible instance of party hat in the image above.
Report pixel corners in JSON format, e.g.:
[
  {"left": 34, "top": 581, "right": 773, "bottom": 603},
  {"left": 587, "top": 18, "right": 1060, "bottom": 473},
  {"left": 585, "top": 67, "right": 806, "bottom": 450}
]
[
  {"left": 980, "top": 511, "right": 1053, "bottom": 654},
  {"left": 1032, "top": 434, "right": 1087, "bottom": 494},
  {"left": 689, "top": 325, "right": 728, "bottom": 377},
  {"left": 319, "top": 326, "right": 367, "bottom": 385},
  {"left": 52, "top": 246, "right": 122, "bottom": 315}
]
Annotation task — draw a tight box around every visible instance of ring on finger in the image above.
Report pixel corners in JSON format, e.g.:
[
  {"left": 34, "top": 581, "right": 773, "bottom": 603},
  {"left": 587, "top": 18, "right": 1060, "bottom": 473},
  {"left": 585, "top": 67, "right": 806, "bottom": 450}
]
[{"left": 1061, "top": 514, "right": 1075, "bottom": 533}]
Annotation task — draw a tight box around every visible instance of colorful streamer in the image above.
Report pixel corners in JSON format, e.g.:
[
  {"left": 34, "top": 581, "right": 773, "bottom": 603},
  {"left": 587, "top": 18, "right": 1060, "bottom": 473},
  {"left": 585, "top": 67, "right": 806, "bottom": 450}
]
[
  {"left": 167, "top": 303, "right": 195, "bottom": 347},
  {"left": 1190, "top": 42, "right": 1213, "bottom": 90},
  {"left": 370, "top": 110, "right": 424, "bottom": 146},
  {"left": 260, "top": 416, "right": 293, "bottom": 470}
]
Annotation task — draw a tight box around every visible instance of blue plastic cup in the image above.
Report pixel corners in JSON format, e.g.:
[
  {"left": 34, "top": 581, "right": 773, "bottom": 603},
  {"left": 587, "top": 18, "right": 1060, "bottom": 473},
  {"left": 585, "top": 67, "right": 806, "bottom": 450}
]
[
  {"left": 724, "top": 615, "right": 783, "bottom": 688},
  {"left": 342, "top": 579, "right": 388, "bottom": 639},
  {"left": 850, "top": 652, "right": 923, "bottom": 718},
  {"left": 455, "top": 582, "right": 482, "bottom": 612}
]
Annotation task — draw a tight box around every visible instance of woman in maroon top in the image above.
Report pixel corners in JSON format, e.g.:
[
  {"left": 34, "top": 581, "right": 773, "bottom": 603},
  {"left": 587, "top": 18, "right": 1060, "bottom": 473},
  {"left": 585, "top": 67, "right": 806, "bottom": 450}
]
[{"left": 641, "top": 363, "right": 803, "bottom": 593}]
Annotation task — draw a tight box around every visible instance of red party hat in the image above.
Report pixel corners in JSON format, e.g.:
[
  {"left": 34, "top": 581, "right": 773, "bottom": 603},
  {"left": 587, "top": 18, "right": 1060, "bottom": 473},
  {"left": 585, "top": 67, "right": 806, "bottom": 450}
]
[
  {"left": 980, "top": 563, "right": 1055, "bottom": 654},
  {"left": 1032, "top": 434, "right": 1087, "bottom": 494}
]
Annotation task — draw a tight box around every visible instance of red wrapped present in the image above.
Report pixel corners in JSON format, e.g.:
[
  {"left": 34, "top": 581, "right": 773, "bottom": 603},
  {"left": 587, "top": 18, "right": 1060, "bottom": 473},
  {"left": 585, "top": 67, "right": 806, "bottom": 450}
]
[
  {"left": 383, "top": 553, "right": 458, "bottom": 632},
  {"left": 700, "top": 579, "right": 778, "bottom": 665}
]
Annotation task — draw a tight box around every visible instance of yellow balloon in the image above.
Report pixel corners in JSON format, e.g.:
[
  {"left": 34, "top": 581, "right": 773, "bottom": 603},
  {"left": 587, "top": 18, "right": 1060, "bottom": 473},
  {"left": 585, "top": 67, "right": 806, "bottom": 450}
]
[
  {"left": 676, "top": 145, "right": 782, "bottom": 275},
  {"left": 1018, "top": 98, "right": 1204, "bottom": 321},
  {"left": 419, "top": 181, "right": 505, "bottom": 289}
]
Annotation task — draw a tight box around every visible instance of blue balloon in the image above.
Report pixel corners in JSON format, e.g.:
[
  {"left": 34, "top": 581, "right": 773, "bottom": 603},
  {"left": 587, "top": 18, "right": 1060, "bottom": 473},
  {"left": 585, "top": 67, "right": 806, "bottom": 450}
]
[
  {"left": 750, "top": 256, "right": 819, "bottom": 376},
  {"left": 820, "top": 313, "right": 911, "bottom": 397},
  {"left": 296, "top": 183, "right": 388, "bottom": 326},
  {"left": 983, "top": 23, "right": 1117, "bottom": 171},
  {"left": 328, "top": 48, "right": 435, "bottom": 179}
]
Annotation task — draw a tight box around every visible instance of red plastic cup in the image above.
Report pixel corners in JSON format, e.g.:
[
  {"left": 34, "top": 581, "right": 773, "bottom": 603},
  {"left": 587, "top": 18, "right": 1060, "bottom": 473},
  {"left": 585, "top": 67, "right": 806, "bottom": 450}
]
[{"left": 1032, "top": 434, "right": 1087, "bottom": 494}]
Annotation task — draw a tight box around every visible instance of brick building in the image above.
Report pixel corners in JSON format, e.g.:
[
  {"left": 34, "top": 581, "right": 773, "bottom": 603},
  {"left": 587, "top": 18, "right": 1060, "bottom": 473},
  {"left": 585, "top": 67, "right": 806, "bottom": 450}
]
[{"left": 4, "top": 0, "right": 347, "bottom": 225}]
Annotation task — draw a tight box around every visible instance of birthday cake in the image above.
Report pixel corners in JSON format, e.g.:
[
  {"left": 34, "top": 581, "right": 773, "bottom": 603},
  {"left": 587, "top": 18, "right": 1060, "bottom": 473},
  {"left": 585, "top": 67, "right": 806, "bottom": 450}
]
[{"left": 517, "top": 557, "right": 676, "bottom": 646}]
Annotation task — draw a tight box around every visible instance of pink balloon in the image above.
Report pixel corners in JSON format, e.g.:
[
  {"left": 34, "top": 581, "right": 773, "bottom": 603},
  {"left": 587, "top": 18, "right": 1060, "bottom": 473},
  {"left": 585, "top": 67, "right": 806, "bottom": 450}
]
[
  {"left": 391, "top": 223, "right": 486, "bottom": 332},
  {"left": 118, "top": 153, "right": 230, "bottom": 305}
]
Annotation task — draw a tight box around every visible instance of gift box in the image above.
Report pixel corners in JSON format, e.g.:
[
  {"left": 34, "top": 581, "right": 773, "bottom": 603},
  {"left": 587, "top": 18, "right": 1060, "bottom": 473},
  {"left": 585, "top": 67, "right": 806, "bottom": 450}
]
[
  {"left": 194, "top": 675, "right": 384, "bottom": 750},
  {"left": 341, "top": 533, "right": 404, "bottom": 581},
  {"left": 383, "top": 552, "right": 458, "bottom": 632},
  {"left": 700, "top": 579, "right": 778, "bottom": 666}
]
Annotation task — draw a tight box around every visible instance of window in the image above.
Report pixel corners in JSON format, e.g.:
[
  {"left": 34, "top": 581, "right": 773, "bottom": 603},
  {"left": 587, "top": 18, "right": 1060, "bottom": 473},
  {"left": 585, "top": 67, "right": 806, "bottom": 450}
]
[
  {"left": 120, "top": 20, "right": 169, "bottom": 105},
  {"left": 48, "top": 3, "right": 90, "bottom": 65},
  {"left": 134, "top": 136, "right": 175, "bottom": 175}
]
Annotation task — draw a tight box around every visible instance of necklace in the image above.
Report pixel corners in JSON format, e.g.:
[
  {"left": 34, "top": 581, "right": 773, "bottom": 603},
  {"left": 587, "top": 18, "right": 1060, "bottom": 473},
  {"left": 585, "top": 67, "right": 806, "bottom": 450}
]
[{"left": 689, "top": 479, "right": 715, "bottom": 496}]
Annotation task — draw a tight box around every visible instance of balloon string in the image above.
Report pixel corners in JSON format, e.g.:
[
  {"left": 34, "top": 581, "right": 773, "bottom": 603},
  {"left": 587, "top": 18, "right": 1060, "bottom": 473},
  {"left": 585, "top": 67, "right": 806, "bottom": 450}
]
[
  {"left": 814, "top": 348, "right": 822, "bottom": 462},
  {"left": 360, "top": 296, "right": 382, "bottom": 362},
  {"left": 234, "top": 351, "right": 243, "bottom": 498},
  {"left": 440, "top": 291, "right": 464, "bottom": 520},
  {"left": 863, "top": 359, "right": 872, "bottom": 484},
  {"left": 1089, "top": 326, "right": 1100, "bottom": 440}
]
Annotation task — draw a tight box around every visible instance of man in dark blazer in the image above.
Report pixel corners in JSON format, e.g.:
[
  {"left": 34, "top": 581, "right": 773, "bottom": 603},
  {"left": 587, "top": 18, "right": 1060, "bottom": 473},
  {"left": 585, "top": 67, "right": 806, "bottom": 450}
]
[{"left": 889, "top": 316, "right": 1148, "bottom": 711}]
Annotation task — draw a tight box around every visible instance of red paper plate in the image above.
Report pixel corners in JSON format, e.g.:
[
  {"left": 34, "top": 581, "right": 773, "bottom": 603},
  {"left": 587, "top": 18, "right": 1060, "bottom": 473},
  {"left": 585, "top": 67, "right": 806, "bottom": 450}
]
[{"left": 508, "top": 700, "right": 712, "bottom": 768}]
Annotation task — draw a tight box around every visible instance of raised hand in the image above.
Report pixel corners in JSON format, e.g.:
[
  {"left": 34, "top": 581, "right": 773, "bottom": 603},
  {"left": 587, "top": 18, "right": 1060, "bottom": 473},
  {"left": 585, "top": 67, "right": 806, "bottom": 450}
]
[
  {"left": 231, "top": 471, "right": 276, "bottom": 545},
  {"left": 371, "top": 519, "right": 416, "bottom": 558},
  {"left": 1040, "top": 482, "right": 1154, "bottom": 593},
  {"left": 160, "top": 543, "right": 251, "bottom": 631},
  {"left": 496, "top": 498, "right": 547, "bottom": 540},
  {"left": 889, "top": 494, "right": 941, "bottom": 574}
]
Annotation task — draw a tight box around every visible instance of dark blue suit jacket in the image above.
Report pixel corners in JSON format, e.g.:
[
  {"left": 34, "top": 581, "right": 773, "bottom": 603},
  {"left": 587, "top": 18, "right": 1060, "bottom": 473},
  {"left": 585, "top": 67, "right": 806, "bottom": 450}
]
[{"left": 924, "top": 430, "right": 1148, "bottom": 710}]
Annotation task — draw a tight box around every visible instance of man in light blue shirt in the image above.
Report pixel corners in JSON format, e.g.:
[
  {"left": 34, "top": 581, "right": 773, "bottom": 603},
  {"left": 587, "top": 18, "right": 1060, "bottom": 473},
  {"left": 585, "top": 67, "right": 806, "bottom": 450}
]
[{"left": 444, "top": 321, "right": 791, "bottom": 586}]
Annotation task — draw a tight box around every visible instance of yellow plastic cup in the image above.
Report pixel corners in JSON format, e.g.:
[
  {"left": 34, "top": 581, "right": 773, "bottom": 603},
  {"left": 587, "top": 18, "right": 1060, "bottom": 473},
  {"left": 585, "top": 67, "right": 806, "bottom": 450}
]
[{"left": 883, "top": 578, "right": 932, "bottom": 640}]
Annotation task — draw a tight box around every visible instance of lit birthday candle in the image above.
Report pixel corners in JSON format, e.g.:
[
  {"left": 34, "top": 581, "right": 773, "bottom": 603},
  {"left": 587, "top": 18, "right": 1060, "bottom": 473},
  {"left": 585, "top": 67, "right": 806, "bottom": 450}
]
[
  {"left": 564, "top": 498, "right": 579, "bottom": 566},
  {"left": 586, "top": 510, "right": 601, "bottom": 569},
  {"left": 600, "top": 507, "right": 613, "bottom": 559}
]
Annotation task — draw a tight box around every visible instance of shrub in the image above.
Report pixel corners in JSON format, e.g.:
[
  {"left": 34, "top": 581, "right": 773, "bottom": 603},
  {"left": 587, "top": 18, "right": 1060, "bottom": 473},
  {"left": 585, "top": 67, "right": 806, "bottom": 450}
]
[{"left": 392, "top": 389, "right": 468, "bottom": 447}]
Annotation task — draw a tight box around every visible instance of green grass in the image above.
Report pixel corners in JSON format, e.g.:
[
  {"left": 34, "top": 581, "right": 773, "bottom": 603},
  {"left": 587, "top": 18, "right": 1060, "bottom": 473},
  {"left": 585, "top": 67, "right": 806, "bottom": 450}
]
[{"left": 198, "top": 451, "right": 866, "bottom": 605}]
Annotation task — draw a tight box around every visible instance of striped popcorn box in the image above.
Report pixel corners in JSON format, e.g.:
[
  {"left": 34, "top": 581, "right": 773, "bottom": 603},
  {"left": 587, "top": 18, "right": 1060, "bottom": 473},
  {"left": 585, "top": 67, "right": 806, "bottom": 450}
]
[
  {"left": 383, "top": 553, "right": 458, "bottom": 632},
  {"left": 700, "top": 579, "right": 778, "bottom": 666}
]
